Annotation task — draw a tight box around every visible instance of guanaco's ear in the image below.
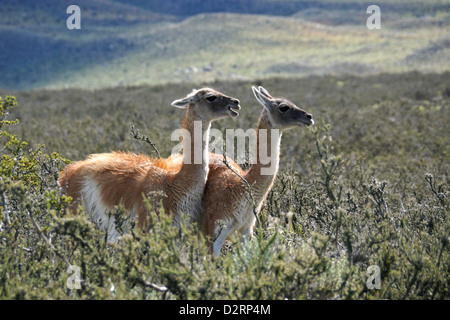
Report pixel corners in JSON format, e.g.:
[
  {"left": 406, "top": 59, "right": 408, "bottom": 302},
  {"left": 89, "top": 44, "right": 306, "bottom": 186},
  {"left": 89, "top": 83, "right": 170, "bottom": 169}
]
[
  {"left": 171, "top": 89, "right": 200, "bottom": 108},
  {"left": 171, "top": 94, "right": 196, "bottom": 109},
  {"left": 258, "top": 86, "right": 273, "bottom": 99},
  {"left": 252, "top": 86, "right": 272, "bottom": 111},
  {"left": 171, "top": 98, "right": 190, "bottom": 109}
]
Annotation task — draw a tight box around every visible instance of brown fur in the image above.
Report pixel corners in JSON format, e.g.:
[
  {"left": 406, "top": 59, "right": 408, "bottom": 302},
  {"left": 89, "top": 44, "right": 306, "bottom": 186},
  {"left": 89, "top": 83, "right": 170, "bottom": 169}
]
[
  {"left": 197, "top": 87, "right": 313, "bottom": 256},
  {"left": 58, "top": 88, "right": 241, "bottom": 234}
]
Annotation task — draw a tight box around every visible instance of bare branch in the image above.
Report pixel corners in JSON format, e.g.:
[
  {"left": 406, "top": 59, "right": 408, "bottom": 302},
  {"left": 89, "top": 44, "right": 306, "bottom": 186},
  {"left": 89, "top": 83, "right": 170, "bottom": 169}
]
[
  {"left": 129, "top": 123, "right": 161, "bottom": 158},
  {"left": 27, "top": 206, "right": 71, "bottom": 267}
]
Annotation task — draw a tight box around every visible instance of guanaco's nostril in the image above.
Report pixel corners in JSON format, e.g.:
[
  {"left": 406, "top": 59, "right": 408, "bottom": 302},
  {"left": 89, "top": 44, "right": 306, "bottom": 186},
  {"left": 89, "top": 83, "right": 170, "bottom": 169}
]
[{"left": 306, "top": 114, "right": 312, "bottom": 119}]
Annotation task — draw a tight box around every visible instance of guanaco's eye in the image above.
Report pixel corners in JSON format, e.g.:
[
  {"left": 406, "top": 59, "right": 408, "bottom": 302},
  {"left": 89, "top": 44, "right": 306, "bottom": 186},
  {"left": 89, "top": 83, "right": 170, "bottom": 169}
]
[
  {"left": 205, "top": 95, "right": 217, "bottom": 102},
  {"left": 279, "top": 105, "right": 290, "bottom": 113}
]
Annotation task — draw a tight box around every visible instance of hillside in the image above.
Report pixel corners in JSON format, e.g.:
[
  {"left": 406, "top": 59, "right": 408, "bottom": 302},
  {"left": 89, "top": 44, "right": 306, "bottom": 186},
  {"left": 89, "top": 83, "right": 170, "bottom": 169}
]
[
  {"left": 111, "top": 0, "right": 450, "bottom": 18},
  {"left": 0, "top": 0, "right": 449, "bottom": 90}
]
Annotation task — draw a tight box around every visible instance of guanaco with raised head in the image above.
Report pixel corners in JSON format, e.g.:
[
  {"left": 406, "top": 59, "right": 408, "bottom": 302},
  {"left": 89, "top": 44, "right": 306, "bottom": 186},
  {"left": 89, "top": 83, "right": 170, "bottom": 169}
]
[
  {"left": 58, "top": 88, "right": 241, "bottom": 241},
  {"left": 200, "top": 86, "right": 313, "bottom": 256}
]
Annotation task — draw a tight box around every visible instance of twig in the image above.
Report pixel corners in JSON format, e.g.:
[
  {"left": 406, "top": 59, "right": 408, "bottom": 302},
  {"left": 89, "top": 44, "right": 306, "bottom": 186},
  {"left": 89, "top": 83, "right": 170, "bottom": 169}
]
[
  {"left": 27, "top": 206, "right": 71, "bottom": 267},
  {"left": 146, "top": 282, "right": 168, "bottom": 292},
  {"left": 1, "top": 191, "right": 11, "bottom": 226},
  {"left": 129, "top": 123, "right": 161, "bottom": 158},
  {"left": 425, "top": 174, "right": 446, "bottom": 208}
]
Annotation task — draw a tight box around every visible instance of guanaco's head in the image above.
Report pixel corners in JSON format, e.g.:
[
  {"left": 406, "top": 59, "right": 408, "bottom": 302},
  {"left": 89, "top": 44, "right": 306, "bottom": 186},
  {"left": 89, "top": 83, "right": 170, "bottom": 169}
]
[
  {"left": 171, "top": 88, "right": 241, "bottom": 122},
  {"left": 252, "top": 86, "right": 313, "bottom": 130}
]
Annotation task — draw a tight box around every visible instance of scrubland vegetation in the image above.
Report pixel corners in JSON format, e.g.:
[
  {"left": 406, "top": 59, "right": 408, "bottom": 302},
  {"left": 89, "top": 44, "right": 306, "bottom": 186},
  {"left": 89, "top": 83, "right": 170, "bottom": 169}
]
[
  {"left": 1, "top": 71, "right": 448, "bottom": 299},
  {"left": 1, "top": 0, "right": 449, "bottom": 302}
]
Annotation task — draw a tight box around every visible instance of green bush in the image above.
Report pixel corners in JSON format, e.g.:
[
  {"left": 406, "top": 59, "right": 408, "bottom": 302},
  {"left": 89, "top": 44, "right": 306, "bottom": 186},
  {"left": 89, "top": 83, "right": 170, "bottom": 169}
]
[{"left": 1, "top": 72, "right": 449, "bottom": 300}]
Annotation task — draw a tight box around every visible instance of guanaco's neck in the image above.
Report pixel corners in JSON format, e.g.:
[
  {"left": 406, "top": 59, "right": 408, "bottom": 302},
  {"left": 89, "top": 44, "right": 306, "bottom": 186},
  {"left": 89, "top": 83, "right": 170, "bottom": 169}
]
[
  {"left": 244, "top": 111, "right": 282, "bottom": 198},
  {"left": 180, "top": 107, "right": 211, "bottom": 177}
]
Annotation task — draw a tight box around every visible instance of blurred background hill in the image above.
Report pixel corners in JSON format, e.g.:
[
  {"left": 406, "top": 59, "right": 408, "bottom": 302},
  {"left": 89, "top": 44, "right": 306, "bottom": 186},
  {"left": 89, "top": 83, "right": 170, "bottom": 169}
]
[{"left": 1, "top": 0, "right": 449, "bottom": 90}]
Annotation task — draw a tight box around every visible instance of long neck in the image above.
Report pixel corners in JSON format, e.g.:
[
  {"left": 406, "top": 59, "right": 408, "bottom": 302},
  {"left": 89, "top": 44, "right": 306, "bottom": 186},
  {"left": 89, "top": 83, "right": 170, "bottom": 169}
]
[
  {"left": 180, "top": 107, "right": 211, "bottom": 177},
  {"left": 244, "top": 112, "right": 282, "bottom": 199}
]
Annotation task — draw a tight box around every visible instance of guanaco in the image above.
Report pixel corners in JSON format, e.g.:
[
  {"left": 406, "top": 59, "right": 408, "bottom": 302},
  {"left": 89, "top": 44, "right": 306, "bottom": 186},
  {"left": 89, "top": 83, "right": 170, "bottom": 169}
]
[
  {"left": 200, "top": 86, "right": 313, "bottom": 256},
  {"left": 58, "top": 88, "right": 241, "bottom": 241}
]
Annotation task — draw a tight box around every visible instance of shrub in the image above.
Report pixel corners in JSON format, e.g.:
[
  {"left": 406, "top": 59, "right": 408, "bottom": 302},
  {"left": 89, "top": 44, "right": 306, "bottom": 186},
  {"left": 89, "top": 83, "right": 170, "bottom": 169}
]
[{"left": 1, "top": 71, "right": 449, "bottom": 300}]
